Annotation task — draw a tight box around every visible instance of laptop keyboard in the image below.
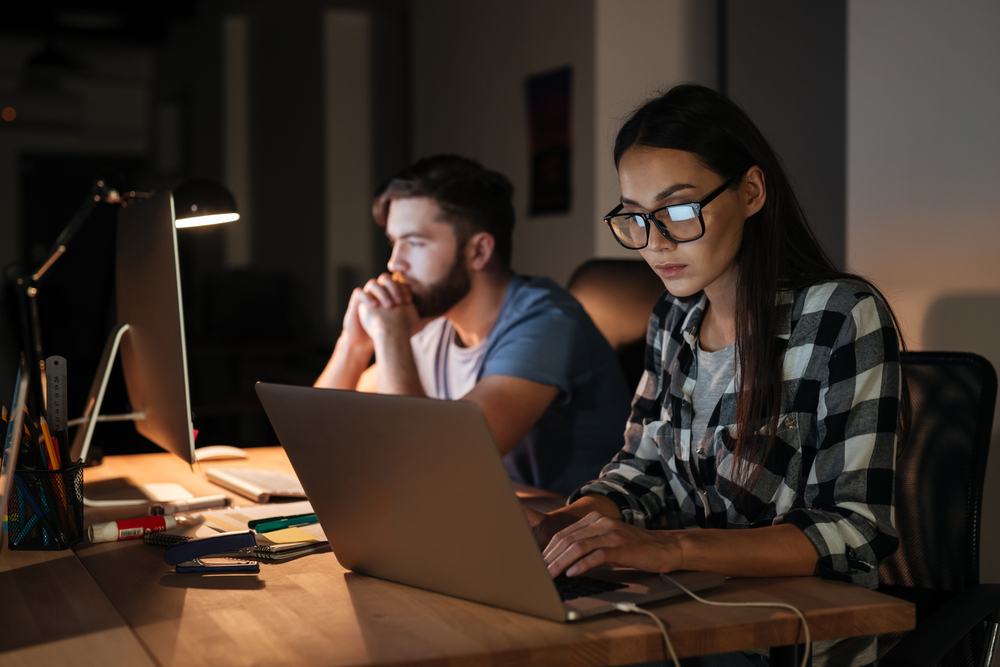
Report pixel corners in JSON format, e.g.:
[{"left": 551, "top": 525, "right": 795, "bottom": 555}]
[
  {"left": 219, "top": 468, "right": 305, "bottom": 496},
  {"left": 554, "top": 574, "right": 628, "bottom": 601}
]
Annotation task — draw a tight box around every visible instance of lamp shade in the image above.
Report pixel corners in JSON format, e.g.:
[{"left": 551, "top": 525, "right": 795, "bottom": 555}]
[{"left": 172, "top": 178, "right": 239, "bottom": 228}]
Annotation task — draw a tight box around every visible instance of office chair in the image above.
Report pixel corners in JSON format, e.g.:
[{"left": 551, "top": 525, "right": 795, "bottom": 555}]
[
  {"left": 566, "top": 258, "right": 664, "bottom": 391},
  {"left": 879, "top": 351, "right": 1000, "bottom": 667}
]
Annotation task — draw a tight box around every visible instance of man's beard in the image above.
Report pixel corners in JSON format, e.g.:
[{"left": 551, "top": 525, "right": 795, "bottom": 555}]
[{"left": 408, "top": 254, "right": 472, "bottom": 319}]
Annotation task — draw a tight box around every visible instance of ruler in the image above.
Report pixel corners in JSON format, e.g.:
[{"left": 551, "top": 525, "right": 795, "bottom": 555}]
[{"left": 45, "top": 355, "right": 68, "bottom": 433}]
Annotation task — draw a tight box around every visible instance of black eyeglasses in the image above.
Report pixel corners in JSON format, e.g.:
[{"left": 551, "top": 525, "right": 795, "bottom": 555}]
[{"left": 602, "top": 170, "right": 746, "bottom": 249}]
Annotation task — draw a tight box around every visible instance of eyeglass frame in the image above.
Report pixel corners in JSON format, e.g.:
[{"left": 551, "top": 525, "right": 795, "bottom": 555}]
[{"left": 602, "top": 169, "right": 748, "bottom": 249}]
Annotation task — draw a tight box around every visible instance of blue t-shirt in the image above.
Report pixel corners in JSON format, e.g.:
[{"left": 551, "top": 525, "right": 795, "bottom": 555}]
[{"left": 410, "top": 274, "right": 631, "bottom": 495}]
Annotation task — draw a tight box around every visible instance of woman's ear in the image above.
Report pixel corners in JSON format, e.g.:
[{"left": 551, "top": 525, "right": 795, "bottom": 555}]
[
  {"left": 466, "top": 231, "right": 496, "bottom": 271},
  {"left": 743, "top": 166, "right": 766, "bottom": 218}
]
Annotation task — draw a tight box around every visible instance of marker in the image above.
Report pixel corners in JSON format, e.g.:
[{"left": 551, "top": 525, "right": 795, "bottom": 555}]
[
  {"left": 247, "top": 511, "right": 316, "bottom": 529},
  {"left": 89, "top": 515, "right": 178, "bottom": 542},
  {"left": 250, "top": 513, "right": 319, "bottom": 534}
]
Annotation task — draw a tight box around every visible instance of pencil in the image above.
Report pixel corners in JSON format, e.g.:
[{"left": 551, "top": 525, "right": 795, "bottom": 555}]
[
  {"left": 2, "top": 405, "right": 7, "bottom": 422},
  {"left": 40, "top": 416, "right": 61, "bottom": 470}
]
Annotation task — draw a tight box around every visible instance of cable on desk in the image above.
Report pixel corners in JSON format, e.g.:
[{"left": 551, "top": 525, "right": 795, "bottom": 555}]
[
  {"left": 660, "top": 574, "right": 812, "bottom": 667},
  {"left": 613, "top": 601, "right": 682, "bottom": 667},
  {"left": 613, "top": 576, "right": 812, "bottom": 667}
]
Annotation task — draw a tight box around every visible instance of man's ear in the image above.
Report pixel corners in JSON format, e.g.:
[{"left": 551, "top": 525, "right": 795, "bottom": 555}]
[{"left": 466, "top": 231, "right": 496, "bottom": 271}]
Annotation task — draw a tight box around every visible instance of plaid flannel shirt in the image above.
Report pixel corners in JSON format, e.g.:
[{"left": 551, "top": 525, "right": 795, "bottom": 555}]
[{"left": 571, "top": 278, "right": 901, "bottom": 589}]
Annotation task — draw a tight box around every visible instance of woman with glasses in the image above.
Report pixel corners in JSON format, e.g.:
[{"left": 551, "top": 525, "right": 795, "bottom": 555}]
[{"left": 527, "top": 84, "right": 906, "bottom": 667}]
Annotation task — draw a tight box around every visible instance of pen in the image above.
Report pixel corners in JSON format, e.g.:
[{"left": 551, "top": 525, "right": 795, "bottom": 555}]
[
  {"left": 148, "top": 494, "right": 231, "bottom": 515},
  {"left": 22, "top": 409, "right": 41, "bottom": 448},
  {"left": 30, "top": 432, "right": 49, "bottom": 470},
  {"left": 54, "top": 428, "right": 71, "bottom": 468},
  {"left": 251, "top": 514, "right": 319, "bottom": 533}
]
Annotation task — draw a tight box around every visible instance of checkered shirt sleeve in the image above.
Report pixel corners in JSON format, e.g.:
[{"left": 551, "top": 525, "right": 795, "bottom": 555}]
[{"left": 571, "top": 278, "right": 901, "bottom": 589}]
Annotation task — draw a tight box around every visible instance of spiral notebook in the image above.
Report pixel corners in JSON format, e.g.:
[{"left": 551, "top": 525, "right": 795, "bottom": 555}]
[{"left": 143, "top": 531, "right": 330, "bottom": 561}]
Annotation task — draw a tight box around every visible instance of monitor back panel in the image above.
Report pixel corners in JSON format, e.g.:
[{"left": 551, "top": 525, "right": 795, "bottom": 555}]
[{"left": 116, "top": 192, "right": 194, "bottom": 464}]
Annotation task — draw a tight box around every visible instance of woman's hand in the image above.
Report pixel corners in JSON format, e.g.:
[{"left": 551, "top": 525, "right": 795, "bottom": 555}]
[
  {"left": 523, "top": 505, "right": 577, "bottom": 549},
  {"left": 542, "top": 512, "right": 685, "bottom": 578}
]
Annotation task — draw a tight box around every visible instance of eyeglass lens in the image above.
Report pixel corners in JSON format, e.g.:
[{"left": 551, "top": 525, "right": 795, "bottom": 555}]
[{"left": 607, "top": 204, "right": 702, "bottom": 248}]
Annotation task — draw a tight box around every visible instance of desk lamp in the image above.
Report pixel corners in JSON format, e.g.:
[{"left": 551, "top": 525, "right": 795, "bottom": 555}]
[{"left": 173, "top": 177, "right": 240, "bottom": 228}]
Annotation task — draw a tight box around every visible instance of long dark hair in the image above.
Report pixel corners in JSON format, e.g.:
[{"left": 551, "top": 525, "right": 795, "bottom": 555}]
[{"left": 614, "top": 84, "right": 909, "bottom": 495}]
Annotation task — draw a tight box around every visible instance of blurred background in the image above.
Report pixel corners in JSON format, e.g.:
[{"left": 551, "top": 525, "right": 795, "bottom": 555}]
[{"left": 0, "top": 0, "right": 997, "bottom": 579}]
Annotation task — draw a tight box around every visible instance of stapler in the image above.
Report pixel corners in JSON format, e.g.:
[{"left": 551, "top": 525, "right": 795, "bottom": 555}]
[{"left": 164, "top": 529, "right": 260, "bottom": 573}]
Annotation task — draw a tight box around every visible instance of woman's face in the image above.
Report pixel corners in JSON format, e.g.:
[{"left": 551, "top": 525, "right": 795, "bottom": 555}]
[{"left": 617, "top": 147, "right": 764, "bottom": 302}]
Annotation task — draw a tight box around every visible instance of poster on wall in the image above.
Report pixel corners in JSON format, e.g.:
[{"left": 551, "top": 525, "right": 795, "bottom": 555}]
[{"left": 526, "top": 66, "right": 572, "bottom": 215}]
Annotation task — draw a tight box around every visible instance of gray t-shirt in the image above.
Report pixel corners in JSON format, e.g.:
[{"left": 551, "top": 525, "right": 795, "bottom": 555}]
[
  {"left": 410, "top": 274, "right": 631, "bottom": 495},
  {"left": 691, "top": 341, "right": 736, "bottom": 457}
]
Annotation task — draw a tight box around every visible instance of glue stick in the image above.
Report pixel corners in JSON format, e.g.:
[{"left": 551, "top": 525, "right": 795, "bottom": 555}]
[{"left": 89, "top": 515, "right": 177, "bottom": 543}]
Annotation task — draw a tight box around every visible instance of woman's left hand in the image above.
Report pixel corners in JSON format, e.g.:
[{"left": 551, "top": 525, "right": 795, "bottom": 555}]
[{"left": 542, "top": 512, "right": 685, "bottom": 577}]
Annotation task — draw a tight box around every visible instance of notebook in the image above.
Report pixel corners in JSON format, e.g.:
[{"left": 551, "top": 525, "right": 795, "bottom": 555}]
[
  {"left": 255, "top": 382, "right": 724, "bottom": 622},
  {"left": 143, "top": 531, "right": 331, "bottom": 561}
]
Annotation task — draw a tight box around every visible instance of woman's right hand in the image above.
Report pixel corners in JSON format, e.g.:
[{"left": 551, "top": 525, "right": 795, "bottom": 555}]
[{"left": 524, "top": 494, "right": 626, "bottom": 551}]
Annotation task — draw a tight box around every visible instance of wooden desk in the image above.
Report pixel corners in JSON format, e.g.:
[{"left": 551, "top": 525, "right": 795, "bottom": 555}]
[
  {"left": 0, "top": 542, "right": 155, "bottom": 666},
  {"left": 2, "top": 448, "right": 915, "bottom": 666}
]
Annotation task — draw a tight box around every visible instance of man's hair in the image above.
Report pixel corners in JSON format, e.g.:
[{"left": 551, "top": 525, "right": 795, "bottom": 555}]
[{"left": 372, "top": 154, "right": 515, "bottom": 269}]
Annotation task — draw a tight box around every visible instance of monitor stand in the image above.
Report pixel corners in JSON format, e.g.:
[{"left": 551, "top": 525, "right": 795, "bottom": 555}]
[{"left": 69, "top": 323, "right": 193, "bottom": 507}]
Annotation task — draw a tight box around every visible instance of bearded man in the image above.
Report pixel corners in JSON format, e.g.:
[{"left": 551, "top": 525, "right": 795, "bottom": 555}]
[{"left": 315, "top": 155, "right": 630, "bottom": 495}]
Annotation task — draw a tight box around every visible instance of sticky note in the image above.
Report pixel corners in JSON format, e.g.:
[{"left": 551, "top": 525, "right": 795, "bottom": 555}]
[{"left": 261, "top": 527, "right": 318, "bottom": 544}]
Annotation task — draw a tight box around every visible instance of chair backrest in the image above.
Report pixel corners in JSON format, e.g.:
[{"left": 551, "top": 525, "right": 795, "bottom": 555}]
[
  {"left": 566, "top": 259, "right": 664, "bottom": 390},
  {"left": 879, "top": 351, "right": 998, "bottom": 593}
]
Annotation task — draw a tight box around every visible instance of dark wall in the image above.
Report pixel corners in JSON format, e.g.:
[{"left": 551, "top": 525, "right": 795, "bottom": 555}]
[
  {"left": 725, "top": 0, "right": 847, "bottom": 268},
  {"left": 153, "top": 0, "right": 410, "bottom": 447},
  {"left": 248, "top": 4, "right": 326, "bottom": 336},
  {"left": 0, "top": 1, "right": 410, "bottom": 450},
  {"left": 155, "top": 0, "right": 408, "bottom": 343}
]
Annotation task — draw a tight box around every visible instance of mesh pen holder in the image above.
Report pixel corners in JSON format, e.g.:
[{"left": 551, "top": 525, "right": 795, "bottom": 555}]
[{"left": 6, "top": 462, "right": 84, "bottom": 550}]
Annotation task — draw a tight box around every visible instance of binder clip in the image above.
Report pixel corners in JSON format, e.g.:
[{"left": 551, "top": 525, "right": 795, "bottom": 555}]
[{"left": 164, "top": 529, "right": 260, "bottom": 573}]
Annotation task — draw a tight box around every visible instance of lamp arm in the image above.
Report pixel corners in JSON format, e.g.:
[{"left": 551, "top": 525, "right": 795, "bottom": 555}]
[
  {"left": 14, "top": 175, "right": 151, "bottom": 417},
  {"left": 30, "top": 177, "right": 132, "bottom": 285}
]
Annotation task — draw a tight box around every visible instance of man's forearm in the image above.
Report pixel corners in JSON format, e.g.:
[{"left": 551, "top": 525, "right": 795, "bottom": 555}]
[
  {"left": 315, "top": 335, "right": 374, "bottom": 390},
  {"left": 373, "top": 330, "right": 426, "bottom": 396}
]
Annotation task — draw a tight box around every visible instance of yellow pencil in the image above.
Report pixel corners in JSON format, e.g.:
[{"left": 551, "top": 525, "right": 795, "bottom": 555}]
[
  {"left": 40, "top": 416, "right": 61, "bottom": 470},
  {"left": 1, "top": 405, "right": 6, "bottom": 422}
]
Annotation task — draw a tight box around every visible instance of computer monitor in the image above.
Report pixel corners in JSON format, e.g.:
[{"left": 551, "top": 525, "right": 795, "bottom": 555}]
[{"left": 70, "top": 191, "right": 195, "bottom": 467}]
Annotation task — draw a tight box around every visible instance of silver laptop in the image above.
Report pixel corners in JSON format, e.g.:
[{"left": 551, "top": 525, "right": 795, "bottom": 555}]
[{"left": 255, "top": 382, "right": 724, "bottom": 622}]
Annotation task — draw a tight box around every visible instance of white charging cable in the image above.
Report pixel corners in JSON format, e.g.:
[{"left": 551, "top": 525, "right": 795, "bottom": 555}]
[
  {"left": 613, "top": 576, "right": 812, "bottom": 667},
  {"left": 613, "top": 601, "right": 682, "bottom": 667}
]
